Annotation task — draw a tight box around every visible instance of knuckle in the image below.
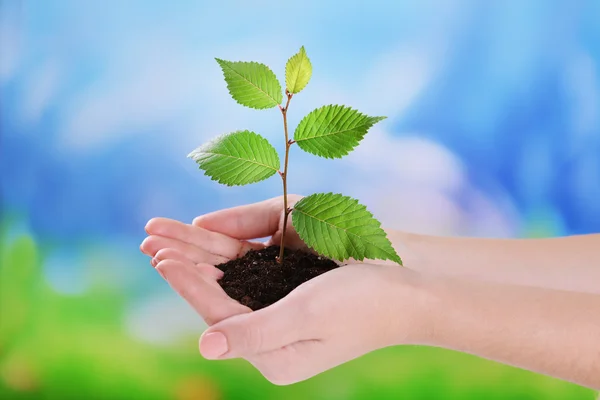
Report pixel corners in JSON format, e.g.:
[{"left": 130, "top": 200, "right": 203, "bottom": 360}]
[
  {"left": 202, "top": 308, "right": 219, "bottom": 326},
  {"left": 155, "top": 259, "right": 177, "bottom": 278},
  {"left": 239, "top": 323, "right": 264, "bottom": 355},
  {"left": 237, "top": 241, "right": 255, "bottom": 258},
  {"left": 155, "top": 247, "right": 180, "bottom": 261},
  {"left": 156, "top": 258, "right": 177, "bottom": 269}
]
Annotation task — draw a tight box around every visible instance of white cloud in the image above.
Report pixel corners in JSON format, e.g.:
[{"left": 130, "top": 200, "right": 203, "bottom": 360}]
[
  {"left": 342, "top": 130, "right": 517, "bottom": 237},
  {"left": 59, "top": 37, "right": 208, "bottom": 150},
  {"left": 291, "top": 44, "right": 440, "bottom": 120},
  {"left": 347, "top": 126, "right": 466, "bottom": 190},
  {"left": 359, "top": 48, "right": 438, "bottom": 116},
  {"left": 57, "top": 36, "right": 441, "bottom": 152},
  {"left": 57, "top": 34, "right": 303, "bottom": 152}
]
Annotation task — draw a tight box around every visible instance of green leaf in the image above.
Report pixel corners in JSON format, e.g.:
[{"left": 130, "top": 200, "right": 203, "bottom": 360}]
[
  {"left": 216, "top": 58, "right": 283, "bottom": 109},
  {"left": 285, "top": 46, "right": 312, "bottom": 94},
  {"left": 292, "top": 193, "right": 402, "bottom": 264},
  {"left": 294, "top": 105, "right": 386, "bottom": 158},
  {"left": 188, "top": 130, "right": 280, "bottom": 186}
]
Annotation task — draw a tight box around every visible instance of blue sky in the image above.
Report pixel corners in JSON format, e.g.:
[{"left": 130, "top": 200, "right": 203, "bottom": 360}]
[
  {"left": 2, "top": 0, "right": 599, "bottom": 342},
  {"left": 2, "top": 0, "right": 599, "bottom": 240}
]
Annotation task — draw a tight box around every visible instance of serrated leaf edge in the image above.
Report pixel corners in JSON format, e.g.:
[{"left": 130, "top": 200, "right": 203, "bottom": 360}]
[
  {"left": 215, "top": 58, "right": 282, "bottom": 109},
  {"left": 293, "top": 105, "right": 386, "bottom": 159},
  {"left": 285, "top": 46, "right": 312, "bottom": 94},
  {"left": 188, "top": 130, "right": 280, "bottom": 186},
  {"left": 292, "top": 192, "right": 402, "bottom": 264},
  {"left": 295, "top": 105, "right": 386, "bottom": 142}
]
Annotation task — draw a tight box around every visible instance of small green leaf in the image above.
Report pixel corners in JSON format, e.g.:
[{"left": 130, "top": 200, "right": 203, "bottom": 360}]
[
  {"left": 285, "top": 46, "right": 312, "bottom": 94},
  {"left": 294, "top": 105, "right": 386, "bottom": 158},
  {"left": 216, "top": 58, "right": 283, "bottom": 109},
  {"left": 188, "top": 130, "right": 280, "bottom": 186},
  {"left": 292, "top": 193, "right": 402, "bottom": 264}
]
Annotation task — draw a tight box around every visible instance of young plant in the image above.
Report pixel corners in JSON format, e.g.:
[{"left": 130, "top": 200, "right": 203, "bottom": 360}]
[{"left": 189, "top": 47, "right": 402, "bottom": 265}]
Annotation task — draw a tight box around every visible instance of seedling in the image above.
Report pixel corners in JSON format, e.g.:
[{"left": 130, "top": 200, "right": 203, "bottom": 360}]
[{"left": 189, "top": 47, "right": 402, "bottom": 265}]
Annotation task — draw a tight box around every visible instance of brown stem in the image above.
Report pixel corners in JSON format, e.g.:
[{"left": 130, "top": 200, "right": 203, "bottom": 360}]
[{"left": 278, "top": 91, "right": 293, "bottom": 263}]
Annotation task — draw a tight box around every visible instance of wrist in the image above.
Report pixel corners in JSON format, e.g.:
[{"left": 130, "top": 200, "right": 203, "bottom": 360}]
[
  {"left": 404, "top": 274, "right": 481, "bottom": 350},
  {"left": 378, "top": 266, "right": 444, "bottom": 347}
]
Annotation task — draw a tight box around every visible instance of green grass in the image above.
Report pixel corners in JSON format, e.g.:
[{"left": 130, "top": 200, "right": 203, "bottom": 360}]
[{"left": 0, "top": 217, "right": 597, "bottom": 399}]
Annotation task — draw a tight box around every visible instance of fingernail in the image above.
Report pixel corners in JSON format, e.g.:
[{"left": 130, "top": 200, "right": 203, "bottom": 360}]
[
  {"left": 200, "top": 332, "right": 228, "bottom": 359},
  {"left": 150, "top": 258, "right": 158, "bottom": 267}
]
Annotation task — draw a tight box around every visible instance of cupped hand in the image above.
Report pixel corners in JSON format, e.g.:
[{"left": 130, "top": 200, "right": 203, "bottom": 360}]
[
  {"left": 174, "top": 259, "right": 424, "bottom": 385},
  {"left": 139, "top": 195, "right": 305, "bottom": 324},
  {"left": 141, "top": 195, "right": 305, "bottom": 260},
  {"left": 140, "top": 195, "right": 425, "bottom": 384}
]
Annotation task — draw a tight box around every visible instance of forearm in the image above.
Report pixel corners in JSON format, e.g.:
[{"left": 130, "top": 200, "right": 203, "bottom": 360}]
[
  {"left": 408, "top": 275, "right": 600, "bottom": 389},
  {"left": 388, "top": 231, "right": 600, "bottom": 293}
]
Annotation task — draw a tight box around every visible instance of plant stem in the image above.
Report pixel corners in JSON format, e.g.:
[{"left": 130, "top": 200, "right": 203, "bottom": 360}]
[{"left": 278, "top": 91, "right": 293, "bottom": 263}]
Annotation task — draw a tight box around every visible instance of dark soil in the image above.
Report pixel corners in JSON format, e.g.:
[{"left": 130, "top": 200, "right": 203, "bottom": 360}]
[{"left": 215, "top": 246, "right": 340, "bottom": 310}]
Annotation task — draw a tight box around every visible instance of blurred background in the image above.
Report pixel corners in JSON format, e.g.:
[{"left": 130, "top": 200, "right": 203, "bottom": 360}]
[{"left": 1, "top": 0, "right": 599, "bottom": 399}]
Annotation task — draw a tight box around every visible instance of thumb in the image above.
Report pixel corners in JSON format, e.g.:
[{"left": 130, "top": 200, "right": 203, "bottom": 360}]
[
  {"left": 198, "top": 300, "right": 308, "bottom": 359},
  {"left": 193, "top": 197, "right": 283, "bottom": 240}
]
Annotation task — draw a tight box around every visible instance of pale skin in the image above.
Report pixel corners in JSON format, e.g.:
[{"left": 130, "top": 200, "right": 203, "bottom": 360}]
[{"left": 140, "top": 195, "right": 600, "bottom": 388}]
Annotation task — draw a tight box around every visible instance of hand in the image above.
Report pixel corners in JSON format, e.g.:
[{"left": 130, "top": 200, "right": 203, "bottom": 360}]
[
  {"left": 140, "top": 196, "right": 425, "bottom": 384},
  {"left": 139, "top": 195, "right": 305, "bottom": 324},
  {"left": 173, "top": 259, "right": 424, "bottom": 385},
  {"left": 189, "top": 194, "right": 306, "bottom": 250}
]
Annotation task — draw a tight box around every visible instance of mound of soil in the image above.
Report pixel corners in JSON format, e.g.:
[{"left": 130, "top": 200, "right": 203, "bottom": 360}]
[{"left": 215, "top": 246, "right": 339, "bottom": 310}]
